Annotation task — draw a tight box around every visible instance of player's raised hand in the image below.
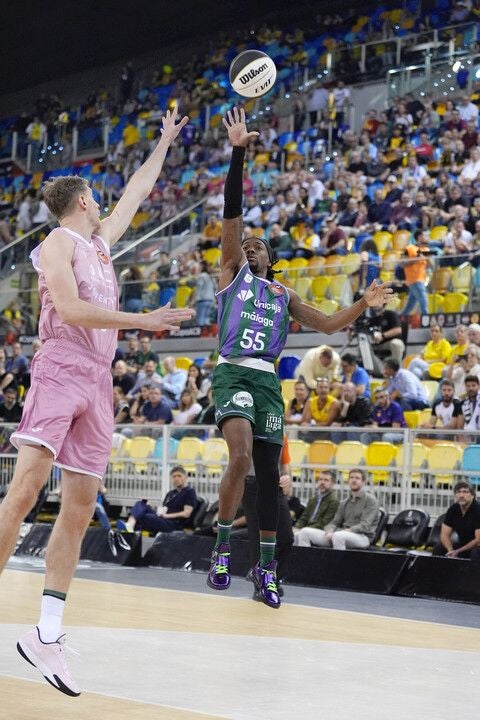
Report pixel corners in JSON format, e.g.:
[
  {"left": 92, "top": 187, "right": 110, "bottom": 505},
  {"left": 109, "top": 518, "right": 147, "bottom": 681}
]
[
  {"left": 364, "top": 280, "right": 393, "bottom": 308},
  {"left": 160, "top": 104, "right": 189, "bottom": 144},
  {"left": 138, "top": 302, "right": 195, "bottom": 332},
  {"left": 223, "top": 106, "right": 259, "bottom": 147}
]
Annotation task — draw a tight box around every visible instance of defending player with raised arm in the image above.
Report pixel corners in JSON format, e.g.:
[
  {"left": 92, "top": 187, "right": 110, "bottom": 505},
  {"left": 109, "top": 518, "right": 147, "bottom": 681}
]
[
  {"left": 0, "top": 105, "right": 194, "bottom": 698},
  {"left": 207, "top": 107, "right": 392, "bottom": 609}
]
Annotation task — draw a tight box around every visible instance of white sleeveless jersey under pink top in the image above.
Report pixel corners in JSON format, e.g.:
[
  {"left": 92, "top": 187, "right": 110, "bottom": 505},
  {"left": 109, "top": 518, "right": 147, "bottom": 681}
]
[{"left": 31, "top": 227, "right": 119, "bottom": 361}]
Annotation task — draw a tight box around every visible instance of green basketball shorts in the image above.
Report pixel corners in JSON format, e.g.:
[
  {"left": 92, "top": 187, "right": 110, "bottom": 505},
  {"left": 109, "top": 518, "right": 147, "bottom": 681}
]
[{"left": 212, "top": 362, "right": 284, "bottom": 445}]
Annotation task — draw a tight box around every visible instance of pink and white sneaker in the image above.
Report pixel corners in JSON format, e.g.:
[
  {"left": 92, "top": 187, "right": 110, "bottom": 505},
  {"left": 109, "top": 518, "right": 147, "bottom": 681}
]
[{"left": 17, "top": 626, "right": 81, "bottom": 697}]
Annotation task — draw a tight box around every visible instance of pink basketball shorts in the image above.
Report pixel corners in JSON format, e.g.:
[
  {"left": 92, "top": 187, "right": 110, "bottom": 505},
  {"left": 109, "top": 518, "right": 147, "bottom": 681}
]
[{"left": 11, "top": 338, "right": 114, "bottom": 480}]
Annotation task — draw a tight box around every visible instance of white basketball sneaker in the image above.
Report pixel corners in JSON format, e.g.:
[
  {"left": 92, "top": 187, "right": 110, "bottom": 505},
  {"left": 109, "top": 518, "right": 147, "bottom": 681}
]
[{"left": 17, "top": 626, "right": 81, "bottom": 697}]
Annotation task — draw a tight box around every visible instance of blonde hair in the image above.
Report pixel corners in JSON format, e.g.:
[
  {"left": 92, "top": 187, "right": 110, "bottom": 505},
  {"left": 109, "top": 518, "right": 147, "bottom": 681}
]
[{"left": 43, "top": 175, "right": 89, "bottom": 220}]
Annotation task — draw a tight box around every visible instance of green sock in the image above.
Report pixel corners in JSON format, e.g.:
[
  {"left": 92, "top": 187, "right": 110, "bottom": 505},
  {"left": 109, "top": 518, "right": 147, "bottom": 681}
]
[
  {"left": 215, "top": 519, "right": 234, "bottom": 547},
  {"left": 259, "top": 532, "right": 276, "bottom": 566}
]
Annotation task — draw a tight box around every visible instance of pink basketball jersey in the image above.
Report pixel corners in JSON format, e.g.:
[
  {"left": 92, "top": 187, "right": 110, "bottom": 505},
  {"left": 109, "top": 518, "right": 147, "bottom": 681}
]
[{"left": 31, "top": 227, "right": 119, "bottom": 360}]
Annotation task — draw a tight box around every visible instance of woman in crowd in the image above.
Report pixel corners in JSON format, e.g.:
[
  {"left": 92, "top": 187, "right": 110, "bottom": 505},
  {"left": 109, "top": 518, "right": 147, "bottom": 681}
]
[{"left": 408, "top": 324, "right": 452, "bottom": 379}]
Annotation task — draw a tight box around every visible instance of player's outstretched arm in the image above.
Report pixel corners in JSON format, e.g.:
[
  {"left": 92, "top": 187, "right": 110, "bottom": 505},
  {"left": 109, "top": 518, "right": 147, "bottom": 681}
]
[
  {"left": 218, "top": 107, "right": 259, "bottom": 291},
  {"left": 100, "top": 106, "right": 189, "bottom": 248},
  {"left": 41, "top": 234, "right": 194, "bottom": 331},
  {"left": 288, "top": 280, "right": 393, "bottom": 334}
]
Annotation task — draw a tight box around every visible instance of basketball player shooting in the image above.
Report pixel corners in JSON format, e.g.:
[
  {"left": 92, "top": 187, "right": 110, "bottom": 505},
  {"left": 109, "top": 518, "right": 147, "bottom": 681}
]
[
  {"left": 0, "top": 106, "right": 194, "bottom": 696},
  {"left": 207, "top": 107, "right": 392, "bottom": 608}
]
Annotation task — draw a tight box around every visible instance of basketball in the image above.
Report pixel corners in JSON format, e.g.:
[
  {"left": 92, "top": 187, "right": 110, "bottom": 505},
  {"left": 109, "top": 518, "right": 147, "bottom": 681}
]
[{"left": 229, "top": 49, "right": 277, "bottom": 98}]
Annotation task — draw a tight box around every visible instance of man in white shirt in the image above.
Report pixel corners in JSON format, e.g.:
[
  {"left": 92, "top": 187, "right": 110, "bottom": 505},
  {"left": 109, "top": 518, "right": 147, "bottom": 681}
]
[
  {"left": 303, "top": 172, "right": 325, "bottom": 208},
  {"left": 459, "top": 147, "right": 480, "bottom": 181},
  {"left": 458, "top": 96, "right": 479, "bottom": 123},
  {"left": 243, "top": 195, "right": 263, "bottom": 227},
  {"left": 444, "top": 219, "right": 473, "bottom": 260}
]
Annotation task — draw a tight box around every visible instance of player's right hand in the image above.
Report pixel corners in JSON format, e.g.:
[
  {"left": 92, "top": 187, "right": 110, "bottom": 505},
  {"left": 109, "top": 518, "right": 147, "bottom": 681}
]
[
  {"left": 223, "top": 107, "right": 259, "bottom": 147},
  {"left": 138, "top": 302, "right": 195, "bottom": 331}
]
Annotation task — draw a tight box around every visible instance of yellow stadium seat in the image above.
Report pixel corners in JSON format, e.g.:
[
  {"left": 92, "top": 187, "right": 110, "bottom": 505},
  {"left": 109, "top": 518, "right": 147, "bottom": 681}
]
[
  {"left": 175, "top": 356, "right": 193, "bottom": 371},
  {"left": 427, "top": 443, "right": 462, "bottom": 486},
  {"left": 392, "top": 230, "right": 410, "bottom": 252},
  {"left": 385, "top": 294, "right": 402, "bottom": 311},
  {"left": 288, "top": 257, "right": 309, "bottom": 278},
  {"left": 281, "top": 379, "right": 297, "bottom": 404},
  {"left": 397, "top": 443, "right": 429, "bottom": 486},
  {"left": 427, "top": 293, "right": 444, "bottom": 313},
  {"left": 176, "top": 437, "right": 205, "bottom": 474},
  {"left": 451, "top": 264, "right": 473, "bottom": 294},
  {"left": 249, "top": 227, "right": 265, "bottom": 239},
  {"left": 365, "top": 442, "right": 398, "bottom": 484},
  {"left": 422, "top": 380, "right": 439, "bottom": 405},
  {"left": 427, "top": 362, "right": 446, "bottom": 380},
  {"left": 307, "top": 255, "right": 326, "bottom": 277},
  {"left": 329, "top": 274, "right": 349, "bottom": 303},
  {"left": 382, "top": 251, "right": 401, "bottom": 272},
  {"left": 342, "top": 253, "right": 362, "bottom": 276},
  {"left": 294, "top": 276, "right": 312, "bottom": 300},
  {"left": 402, "top": 353, "right": 417, "bottom": 369},
  {"left": 203, "top": 247, "right": 221, "bottom": 267},
  {"left": 370, "top": 379, "right": 386, "bottom": 396},
  {"left": 335, "top": 441, "right": 366, "bottom": 479},
  {"left": 419, "top": 408, "right": 432, "bottom": 424},
  {"left": 203, "top": 437, "right": 228, "bottom": 474},
  {"left": 288, "top": 439, "right": 309, "bottom": 479},
  {"left": 130, "top": 211, "right": 150, "bottom": 230},
  {"left": 127, "top": 436, "right": 156, "bottom": 473},
  {"left": 442, "top": 292, "right": 468, "bottom": 313},
  {"left": 324, "top": 255, "right": 344, "bottom": 276},
  {"left": 311, "top": 276, "right": 331, "bottom": 301},
  {"left": 308, "top": 440, "right": 336, "bottom": 469},
  {"left": 315, "top": 298, "right": 339, "bottom": 315},
  {"left": 431, "top": 267, "right": 453, "bottom": 293},
  {"left": 110, "top": 437, "right": 132, "bottom": 472},
  {"left": 373, "top": 231, "right": 392, "bottom": 253},
  {"left": 175, "top": 284, "right": 193, "bottom": 308},
  {"left": 403, "top": 410, "right": 421, "bottom": 429},
  {"left": 429, "top": 225, "right": 448, "bottom": 241}
]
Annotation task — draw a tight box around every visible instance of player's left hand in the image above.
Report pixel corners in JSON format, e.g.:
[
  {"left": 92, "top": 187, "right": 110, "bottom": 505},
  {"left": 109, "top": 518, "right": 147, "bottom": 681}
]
[
  {"left": 364, "top": 280, "right": 393, "bottom": 308},
  {"left": 160, "top": 104, "right": 189, "bottom": 144}
]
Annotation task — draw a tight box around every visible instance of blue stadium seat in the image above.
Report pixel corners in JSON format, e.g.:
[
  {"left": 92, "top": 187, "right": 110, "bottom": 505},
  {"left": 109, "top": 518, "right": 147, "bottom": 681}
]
[{"left": 462, "top": 446, "right": 480, "bottom": 486}]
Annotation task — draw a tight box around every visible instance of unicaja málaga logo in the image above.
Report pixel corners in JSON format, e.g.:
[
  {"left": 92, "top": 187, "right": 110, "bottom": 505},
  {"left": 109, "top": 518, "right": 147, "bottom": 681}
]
[{"left": 239, "top": 63, "right": 268, "bottom": 84}]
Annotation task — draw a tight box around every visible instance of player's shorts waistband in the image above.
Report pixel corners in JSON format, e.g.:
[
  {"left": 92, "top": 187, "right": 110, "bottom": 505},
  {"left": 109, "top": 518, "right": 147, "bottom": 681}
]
[
  {"left": 217, "top": 354, "right": 275, "bottom": 374},
  {"left": 42, "top": 338, "right": 112, "bottom": 368}
]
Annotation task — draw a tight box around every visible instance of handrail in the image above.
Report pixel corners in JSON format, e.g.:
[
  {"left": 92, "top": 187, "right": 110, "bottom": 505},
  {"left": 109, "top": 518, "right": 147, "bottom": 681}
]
[
  {"left": 0, "top": 221, "right": 49, "bottom": 258},
  {"left": 111, "top": 197, "right": 206, "bottom": 262}
]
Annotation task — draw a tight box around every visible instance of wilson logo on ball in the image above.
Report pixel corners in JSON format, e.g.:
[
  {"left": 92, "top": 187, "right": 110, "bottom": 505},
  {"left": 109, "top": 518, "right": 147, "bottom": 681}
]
[{"left": 229, "top": 49, "right": 277, "bottom": 98}]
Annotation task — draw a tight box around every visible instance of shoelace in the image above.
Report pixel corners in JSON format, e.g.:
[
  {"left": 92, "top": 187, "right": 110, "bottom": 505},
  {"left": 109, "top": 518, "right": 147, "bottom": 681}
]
[
  {"left": 260, "top": 568, "right": 278, "bottom": 594},
  {"left": 214, "top": 552, "right": 230, "bottom": 575},
  {"left": 56, "top": 636, "right": 80, "bottom": 671}
]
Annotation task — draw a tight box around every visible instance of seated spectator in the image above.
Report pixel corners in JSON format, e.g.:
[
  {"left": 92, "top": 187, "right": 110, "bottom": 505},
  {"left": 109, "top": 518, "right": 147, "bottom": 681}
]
[
  {"left": 201, "top": 214, "right": 222, "bottom": 248},
  {"left": 5, "top": 342, "right": 29, "bottom": 386},
  {"left": 467, "top": 323, "right": 480, "bottom": 347},
  {"left": 458, "top": 375, "right": 480, "bottom": 430},
  {"left": 285, "top": 380, "right": 310, "bottom": 425},
  {"left": 113, "top": 385, "right": 132, "bottom": 425},
  {"left": 243, "top": 195, "right": 262, "bottom": 227},
  {"left": 432, "top": 482, "right": 480, "bottom": 561},
  {"left": 295, "top": 345, "right": 341, "bottom": 390},
  {"left": 330, "top": 382, "right": 374, "bottom": 443},
  {"left": 420, "top": 379, "right": 462, "bottom": 434},
  {"left": 296, "top": 468, "right": 379, "bottom": 550},
  {"left": 136, "top": 385, "right": 173, "bottom": 425},
  {"left": 0, "top": 387, "right": 23, "bottom": 423},
  {"left": 128, "top": 359, "right": 163, "bottom": 397},
  {"left": 121, "top": 266, "right": 144, "bottom": 313},
  {"left": 192, "top": 261, "right": 216, "bottom": 326},
  {"left": 142, "top": 270, "right": 160, "bottom": 310},
  {"left": 112, "top": 359, "right": 136, "bottom": 395},
  {"left": 361, "top": 387, "right": 406, "bottom": 444},
  {"left": 301, "top": 378, "right": 340, "bottom": 427},
  {"left": 367, "top": 306, "right": 406, "bottom": 366},
  {"left": 172, "top": 389, "right": 202, "bottom": 427},
  {"left": 443, "top": 219, "right": 473, "bottom": 266},
  {"left": 192, "top": 386, "right": 216, "bottom": 425},
  {"left": 366, "top": 189, "right": 392, "bottom": 231},
  {"left": 383, "top": 358, "right": 430, "bottom": 410},
  {"left": 137, "top": 335, "right": 159, "bottom": 366},
  {"left": 293, "top": 470, "right": 339, "bottom": 546},
  {"left": 117, "top": 465, "right": 197, "bottom": 534},
  {"left": 339, "top": 353, "right": 371, "bottom": 398},
  {"left": 268, "top": 223, "right": 294, "bottom": 259},
  {"left": 184, "top": 363, "right": 211, "bottom": 408},
  {"left": 320, "top": 218, "right": 347, "bottom": 256},
  {"left": 0, "top": 348, "right": 15, "bottom": 397},
  {"left": 129, "top": 384, "right": 150, "bottom": 422},
  {"left": 408, "top": 324, "right": 452, "bottom": 379},
  {"left": 124, "top": 335, "right": 142, "bottom": 374},
  {"left": 358, "top": 239, "right": 380, "bottom": 292},
  {"left": 161, "top": 355, "right": 188, "bottom": 407},
  {"left": 446, "top": 346, "right": 480, "bottom": 398},
  {"left": 447, "top": 324, "right": 469, "bottom": 365}
]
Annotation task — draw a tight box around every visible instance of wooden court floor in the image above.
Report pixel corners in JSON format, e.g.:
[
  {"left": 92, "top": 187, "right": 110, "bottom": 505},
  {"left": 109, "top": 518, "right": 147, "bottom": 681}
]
[{"left": 1, "top": 567, "right": 480, "bottom": 720}]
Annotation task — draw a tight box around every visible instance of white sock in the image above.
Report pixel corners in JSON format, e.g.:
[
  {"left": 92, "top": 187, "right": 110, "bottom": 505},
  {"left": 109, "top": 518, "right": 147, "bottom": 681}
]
[{"left": 37, "top": 594, "right": 65, "bottom": 643}]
